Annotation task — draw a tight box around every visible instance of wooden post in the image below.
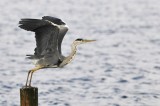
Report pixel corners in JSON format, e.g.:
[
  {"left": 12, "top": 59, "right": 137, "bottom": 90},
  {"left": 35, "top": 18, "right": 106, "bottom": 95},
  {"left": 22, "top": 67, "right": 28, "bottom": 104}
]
[{"left": 20, "top": 87, "right": 38, "bottom": 106}]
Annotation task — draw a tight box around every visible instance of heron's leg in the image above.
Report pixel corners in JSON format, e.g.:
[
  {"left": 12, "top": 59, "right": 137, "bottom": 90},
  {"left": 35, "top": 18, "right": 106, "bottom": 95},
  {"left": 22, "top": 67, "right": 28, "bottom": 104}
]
[
  {"left": 28, "top": 65, "right": 44, "bottom": 87},
  {"left": 25, "top": 70, "right": 32, "bottom": 86}
]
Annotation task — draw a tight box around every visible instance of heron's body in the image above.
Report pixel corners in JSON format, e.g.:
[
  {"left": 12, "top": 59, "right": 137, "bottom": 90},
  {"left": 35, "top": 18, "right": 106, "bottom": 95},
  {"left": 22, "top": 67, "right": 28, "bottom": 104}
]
[{"left": 19, "top": 16, "right": 95, "bottom": 86}]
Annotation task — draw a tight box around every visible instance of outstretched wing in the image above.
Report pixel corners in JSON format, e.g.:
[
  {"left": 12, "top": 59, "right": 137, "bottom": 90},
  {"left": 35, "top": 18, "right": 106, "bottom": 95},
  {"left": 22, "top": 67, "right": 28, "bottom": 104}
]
[
  {"left": 58, "top": 26, "right": 68, "bottom": 55},
  {"left": 42, "top": 16, "right": 68, "bottom": 56},
  {"left": 19, "top": 18, "right": 60, "bottom": 64},
  {"left": 19, "top": 19, "right": 50, "bottom": 31}
]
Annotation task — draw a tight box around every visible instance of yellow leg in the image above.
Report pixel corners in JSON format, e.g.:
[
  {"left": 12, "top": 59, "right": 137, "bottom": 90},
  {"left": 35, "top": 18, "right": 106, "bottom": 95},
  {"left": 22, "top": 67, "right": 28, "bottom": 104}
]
[
  {"left": 26, "top": 65, "right": 44, "bottom": 87},
  {"left": 25, "top": 70, "right": 32, "bottom": 86}
]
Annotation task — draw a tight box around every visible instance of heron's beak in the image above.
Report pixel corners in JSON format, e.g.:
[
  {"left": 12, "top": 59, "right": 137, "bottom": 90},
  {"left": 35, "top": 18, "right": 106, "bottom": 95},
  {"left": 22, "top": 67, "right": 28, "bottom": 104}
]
[{"left": 83, "top": 39, "right": 96, "bottom": 43}]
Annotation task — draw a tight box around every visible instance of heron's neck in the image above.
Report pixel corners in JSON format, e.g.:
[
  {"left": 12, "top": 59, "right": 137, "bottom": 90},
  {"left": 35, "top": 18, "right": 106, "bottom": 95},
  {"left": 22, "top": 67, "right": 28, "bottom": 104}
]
[
  {"left": 59, "top": 43, "right": 77, "bottom": 67},
  {"left": 70, "top": 43, "right": 77, "bottom": 56},
  {"left": 66, "top": 43, "right": 77, "bottom": 61}
]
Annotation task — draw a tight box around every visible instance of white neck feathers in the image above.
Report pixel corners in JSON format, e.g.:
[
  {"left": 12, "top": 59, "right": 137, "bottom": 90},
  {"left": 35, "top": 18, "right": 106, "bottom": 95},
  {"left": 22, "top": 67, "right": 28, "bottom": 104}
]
[{"left": 59, "top": 42, "right": 78, "bottom": 67}]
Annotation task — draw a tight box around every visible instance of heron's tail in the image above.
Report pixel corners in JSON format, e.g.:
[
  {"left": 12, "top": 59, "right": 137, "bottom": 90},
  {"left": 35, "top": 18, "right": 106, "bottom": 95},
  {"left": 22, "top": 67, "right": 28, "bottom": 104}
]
[
  {"left": 19, "top": 19, "right": 49, "bottom": 31},
  {"left": 26, "top": 54, "right": 44, "bottom": 59}
]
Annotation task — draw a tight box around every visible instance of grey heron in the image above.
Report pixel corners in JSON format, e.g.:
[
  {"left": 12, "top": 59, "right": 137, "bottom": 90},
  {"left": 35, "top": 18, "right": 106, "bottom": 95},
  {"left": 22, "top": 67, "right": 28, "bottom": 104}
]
[{"left": 19, "top": 16, "right": 96, "bottom": 87}]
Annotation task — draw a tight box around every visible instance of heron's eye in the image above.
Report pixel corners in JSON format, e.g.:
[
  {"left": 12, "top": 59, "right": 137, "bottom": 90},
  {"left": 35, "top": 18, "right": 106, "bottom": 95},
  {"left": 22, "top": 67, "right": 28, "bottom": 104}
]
[{"left": 76, "top": 38, "right": 83, "bottom": 41}]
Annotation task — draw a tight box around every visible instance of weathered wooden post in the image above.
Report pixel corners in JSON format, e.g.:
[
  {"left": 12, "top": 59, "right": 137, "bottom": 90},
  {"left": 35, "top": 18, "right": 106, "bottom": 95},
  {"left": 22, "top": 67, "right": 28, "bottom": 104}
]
[{"left": 20, "top": 86, "right": 38, "bottom": 106}]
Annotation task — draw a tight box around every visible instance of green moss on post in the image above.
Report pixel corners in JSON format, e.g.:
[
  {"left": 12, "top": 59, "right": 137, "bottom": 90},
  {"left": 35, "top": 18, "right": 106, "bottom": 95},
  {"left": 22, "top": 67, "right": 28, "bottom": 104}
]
[{"left": 20, "top": 87, "right": 38, "bottom": 106}]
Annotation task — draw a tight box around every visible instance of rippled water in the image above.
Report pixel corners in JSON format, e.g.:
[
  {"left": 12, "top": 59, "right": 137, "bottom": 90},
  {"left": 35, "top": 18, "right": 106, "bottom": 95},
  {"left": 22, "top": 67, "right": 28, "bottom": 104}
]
[{"left": 0, "top": 0, "right": 160, "bottom": 106}]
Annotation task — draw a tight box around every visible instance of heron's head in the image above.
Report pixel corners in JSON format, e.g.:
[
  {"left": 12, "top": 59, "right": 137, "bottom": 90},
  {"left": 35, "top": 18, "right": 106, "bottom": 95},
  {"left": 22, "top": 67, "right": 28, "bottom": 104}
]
[{"left": 74, "top": 38, "right": 96, "bottom": 45}]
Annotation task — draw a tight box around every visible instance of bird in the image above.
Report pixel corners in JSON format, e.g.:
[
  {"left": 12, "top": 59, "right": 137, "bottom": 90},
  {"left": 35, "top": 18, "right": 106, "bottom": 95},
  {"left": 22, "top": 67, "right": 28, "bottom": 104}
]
[{"left": 19, "top": 16, "right": 96, "bottom": 87}]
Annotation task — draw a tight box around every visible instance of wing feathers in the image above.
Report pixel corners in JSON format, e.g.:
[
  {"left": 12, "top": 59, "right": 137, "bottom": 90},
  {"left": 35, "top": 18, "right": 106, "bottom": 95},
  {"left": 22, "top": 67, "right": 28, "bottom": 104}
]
[
  {"left": 58, "top": 27, "right": 68, "bottom": 55},
  {"left": 19, "top": 19, "right": 50, "bottom": 31},
  {"left": 19, "top": 16, "right": 68, "bottom": 65},
  {"left": 35, "top": 26, "right": 59, "bottom": 56}
]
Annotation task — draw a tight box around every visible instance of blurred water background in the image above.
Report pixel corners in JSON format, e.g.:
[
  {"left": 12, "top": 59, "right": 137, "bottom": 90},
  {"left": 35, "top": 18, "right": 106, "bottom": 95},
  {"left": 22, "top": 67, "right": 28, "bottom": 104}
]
[{"left": 0, "top": 0, "right": 160, "bottom": 106}]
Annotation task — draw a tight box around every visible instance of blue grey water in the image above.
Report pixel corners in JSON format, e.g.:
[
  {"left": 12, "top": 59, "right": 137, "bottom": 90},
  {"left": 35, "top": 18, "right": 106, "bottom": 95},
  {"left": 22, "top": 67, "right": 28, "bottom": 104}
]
[{"left": 0, "top": 0, "right": 160, "bottom": 106}]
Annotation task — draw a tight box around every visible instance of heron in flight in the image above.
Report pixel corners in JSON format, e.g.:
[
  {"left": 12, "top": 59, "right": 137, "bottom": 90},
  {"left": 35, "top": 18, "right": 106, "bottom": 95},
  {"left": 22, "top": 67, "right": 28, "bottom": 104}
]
[{"left": 19, "top": 16, "right": 95, "bottom": 86}]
